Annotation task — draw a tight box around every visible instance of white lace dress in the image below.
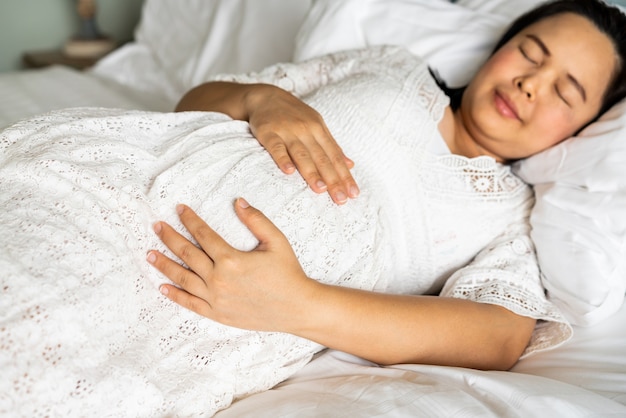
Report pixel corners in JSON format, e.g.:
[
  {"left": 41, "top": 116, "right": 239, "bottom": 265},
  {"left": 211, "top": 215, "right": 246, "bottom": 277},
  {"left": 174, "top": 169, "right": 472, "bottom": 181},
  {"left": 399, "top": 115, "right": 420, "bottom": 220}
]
[{"left": 0, "top": 46, "right": 571, "bottom": 417}]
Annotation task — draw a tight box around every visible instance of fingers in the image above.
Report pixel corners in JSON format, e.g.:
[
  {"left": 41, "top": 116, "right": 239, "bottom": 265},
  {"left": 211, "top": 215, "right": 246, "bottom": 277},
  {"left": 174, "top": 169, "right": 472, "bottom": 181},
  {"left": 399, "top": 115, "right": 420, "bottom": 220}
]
[
  {"left": 261, "top": 131, "right": 360, "bottom": 205},
  {"left": 234, "top": 198, "right": 288, "bottom": 251},
  {"left": 149, "top": 205, "right": 237, "bottom": 320},
  {"left": 148, "top": 223, "right": 212, "bottom": 298},
  {"left": 262, "top": 134, "right": 297, "bottom": 175},
  {"left": 175, "top": 204, "right": 232, "bottom": 261},
  {"left": 149, "top": 206, "right": 236, "bottom": 295},
  {"left": 151, "top": 220, "right": 212, "bottom": 279},
  {"left": 159, "top": 283, "right": 213, "bottom": 318},
  {"left": 300, "top": 137, "right": 359, "bottom": 204}
]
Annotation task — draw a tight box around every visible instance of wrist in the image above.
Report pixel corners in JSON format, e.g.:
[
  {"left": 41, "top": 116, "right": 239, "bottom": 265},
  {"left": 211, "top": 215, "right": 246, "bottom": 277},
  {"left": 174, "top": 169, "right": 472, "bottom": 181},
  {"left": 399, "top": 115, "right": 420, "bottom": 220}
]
[
  {"left": 242, "top": 84, "right": 277, "bottom": 120},
  {"left": 282, "top": 278, "right": 333, "bottom": 338}
]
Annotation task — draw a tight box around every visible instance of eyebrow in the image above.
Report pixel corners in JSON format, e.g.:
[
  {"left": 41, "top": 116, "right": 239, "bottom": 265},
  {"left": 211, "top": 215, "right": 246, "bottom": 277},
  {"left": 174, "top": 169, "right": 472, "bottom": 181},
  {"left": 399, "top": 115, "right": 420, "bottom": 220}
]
[{"left": 526, "top": 34, "right": 588, "bottom": 102}]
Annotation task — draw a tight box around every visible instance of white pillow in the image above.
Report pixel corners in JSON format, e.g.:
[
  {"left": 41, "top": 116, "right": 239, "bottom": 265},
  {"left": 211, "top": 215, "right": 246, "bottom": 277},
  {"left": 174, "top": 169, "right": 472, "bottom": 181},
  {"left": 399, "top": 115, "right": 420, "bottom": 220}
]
[
  {"left": 294, "top": 0, "right": 508, "bottom": 87},
  {"left": 453, "top": 0, "right": 547, "bottom": 18},
  {"left": 294, "top": 0, "right": 626, "bottom": 326},
  {"left": 456, "top": 0, "right": 626, "bottom": 15},
  {"left": 134, "top": 0, "right": 312, "bottom": 98},
  {"left": 514, "top": 101, "right": 626, "bottom": 327}
]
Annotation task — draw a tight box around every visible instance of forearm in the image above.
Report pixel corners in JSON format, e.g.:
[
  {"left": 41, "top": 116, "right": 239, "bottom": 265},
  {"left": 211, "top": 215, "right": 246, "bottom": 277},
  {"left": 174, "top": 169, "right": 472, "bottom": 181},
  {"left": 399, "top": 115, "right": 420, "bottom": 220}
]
[
  {"left": 295, "top": 282, "right": 536, "bottom": 370},
  {"left": 175, "top": 81, "right": 274, "bottom": 120}
]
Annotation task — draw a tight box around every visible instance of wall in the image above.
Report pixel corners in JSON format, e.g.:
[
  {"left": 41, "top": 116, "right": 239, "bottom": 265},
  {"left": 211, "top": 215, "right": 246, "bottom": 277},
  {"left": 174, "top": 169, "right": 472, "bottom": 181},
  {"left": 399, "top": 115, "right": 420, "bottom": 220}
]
[
  {"left": 0, "top": 0, "right": 144, "bottom": 73},
  {"left": 1, "top": 0, "right": 625, "bottom": 73}
]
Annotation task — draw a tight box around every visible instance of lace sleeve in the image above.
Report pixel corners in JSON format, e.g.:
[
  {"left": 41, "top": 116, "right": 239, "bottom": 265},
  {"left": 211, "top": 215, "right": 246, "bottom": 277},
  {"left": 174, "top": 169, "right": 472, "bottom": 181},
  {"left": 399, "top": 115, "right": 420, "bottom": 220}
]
[
  {"left": 439, "top": 218, "right": 573, "bottom": 358},
  {"left": 210, "top": 45, "right": 420, "bottom": 98}
]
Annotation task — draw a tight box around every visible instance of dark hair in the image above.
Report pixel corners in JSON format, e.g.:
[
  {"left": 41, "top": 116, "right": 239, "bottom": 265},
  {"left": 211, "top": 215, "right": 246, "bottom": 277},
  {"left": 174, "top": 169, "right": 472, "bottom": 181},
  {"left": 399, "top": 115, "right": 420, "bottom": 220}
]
[{"left": 434, "top": 0, "right": 626, "bottom": 120}]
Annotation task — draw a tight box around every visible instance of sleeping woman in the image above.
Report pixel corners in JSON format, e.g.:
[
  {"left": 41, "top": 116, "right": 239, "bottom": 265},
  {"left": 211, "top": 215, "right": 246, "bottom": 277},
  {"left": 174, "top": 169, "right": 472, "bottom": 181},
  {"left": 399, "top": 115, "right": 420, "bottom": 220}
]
[
  {"left": 154, "top": 0, "right": 626, "bottom": 367},
  {"left": 1, "top": 0, "right": 625, "bottom": 416}
]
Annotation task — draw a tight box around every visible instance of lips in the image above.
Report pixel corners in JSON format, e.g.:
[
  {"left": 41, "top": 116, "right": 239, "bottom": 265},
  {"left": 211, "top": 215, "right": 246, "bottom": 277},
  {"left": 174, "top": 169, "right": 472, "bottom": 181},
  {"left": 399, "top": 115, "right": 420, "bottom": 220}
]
[{"left": 494, "top": 91, "right": 521, "bottom": 121}]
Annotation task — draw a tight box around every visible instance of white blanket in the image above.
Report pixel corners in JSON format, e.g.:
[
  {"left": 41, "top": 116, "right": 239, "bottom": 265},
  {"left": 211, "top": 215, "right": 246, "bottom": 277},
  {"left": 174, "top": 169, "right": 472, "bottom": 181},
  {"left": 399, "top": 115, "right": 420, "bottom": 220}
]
[{"left": 0, "top": 108, "right": 390, "bottom": 416}]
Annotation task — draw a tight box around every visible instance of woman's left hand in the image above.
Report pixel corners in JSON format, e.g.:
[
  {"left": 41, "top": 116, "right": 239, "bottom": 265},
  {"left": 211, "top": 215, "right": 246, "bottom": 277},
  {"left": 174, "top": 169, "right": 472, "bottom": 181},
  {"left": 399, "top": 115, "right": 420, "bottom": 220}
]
[{"left": 147, "top": 199, "right": 319, "bottom": 333}]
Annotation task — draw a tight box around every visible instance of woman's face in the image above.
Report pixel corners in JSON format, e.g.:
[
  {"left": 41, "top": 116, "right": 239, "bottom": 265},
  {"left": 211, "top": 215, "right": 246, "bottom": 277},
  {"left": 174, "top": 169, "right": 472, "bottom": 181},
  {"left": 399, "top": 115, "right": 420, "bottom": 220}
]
[{"left": 459, "top": 12, "right": 617, "bottom": 162}]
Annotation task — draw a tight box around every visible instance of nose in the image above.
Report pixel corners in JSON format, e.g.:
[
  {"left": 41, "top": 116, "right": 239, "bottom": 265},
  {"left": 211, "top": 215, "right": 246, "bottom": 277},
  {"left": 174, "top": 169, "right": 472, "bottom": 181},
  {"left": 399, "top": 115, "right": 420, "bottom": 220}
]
[{"left": 515, "top": 77, "right": 535, "bottom": 101}]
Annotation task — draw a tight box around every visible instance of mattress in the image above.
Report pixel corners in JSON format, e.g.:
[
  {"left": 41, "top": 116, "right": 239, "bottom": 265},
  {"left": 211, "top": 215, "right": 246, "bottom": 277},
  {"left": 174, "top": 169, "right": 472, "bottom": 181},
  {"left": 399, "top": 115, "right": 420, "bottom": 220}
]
[{"left": 0, "top": 65, "right": 171, "bottom": 130}]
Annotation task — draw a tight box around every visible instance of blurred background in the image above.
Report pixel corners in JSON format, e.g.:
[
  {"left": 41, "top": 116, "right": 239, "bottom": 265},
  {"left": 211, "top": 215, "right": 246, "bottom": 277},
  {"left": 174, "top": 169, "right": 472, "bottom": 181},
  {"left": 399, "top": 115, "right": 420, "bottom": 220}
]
[
  {"left": 0, "top": 0, "right": 625, "bottom": 73},
  {"left": 0, "top": 0, "right": 144, "bottom": 72}
]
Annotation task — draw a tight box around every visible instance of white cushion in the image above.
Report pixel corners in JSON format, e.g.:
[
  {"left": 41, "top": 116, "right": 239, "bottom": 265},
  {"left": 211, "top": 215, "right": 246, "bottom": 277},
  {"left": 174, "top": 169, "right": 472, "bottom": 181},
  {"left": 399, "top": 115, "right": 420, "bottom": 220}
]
[
  {"left": 134, "top": 0, "right": 312, "bottom": 97},
  {"left": 453, "top": 0, "right": 546, "bottom": 19},
  {"left": 513, "top": 101, "right": 626, "bottom": 326},
  {"left": 294, "top": 0, "right": 508, "bottom": 87}
]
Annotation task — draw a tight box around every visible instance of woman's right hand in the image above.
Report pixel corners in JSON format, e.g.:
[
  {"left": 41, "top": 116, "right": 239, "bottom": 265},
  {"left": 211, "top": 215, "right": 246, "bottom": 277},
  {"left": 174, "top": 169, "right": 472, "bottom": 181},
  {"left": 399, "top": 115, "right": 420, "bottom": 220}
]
[
  {"left": 245, "top": 84, "right": 359, "bottom": 204},
  {"left": 176, "top": 82, "right": 359, "bottom": 205}
]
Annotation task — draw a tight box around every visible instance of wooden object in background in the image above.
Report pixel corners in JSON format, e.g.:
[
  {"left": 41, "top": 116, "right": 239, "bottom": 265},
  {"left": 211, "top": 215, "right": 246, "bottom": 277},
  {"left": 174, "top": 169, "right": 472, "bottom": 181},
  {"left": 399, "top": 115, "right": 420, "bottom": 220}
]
[{"left": 22, "top": 50, "right": 101, "bottom": 70}]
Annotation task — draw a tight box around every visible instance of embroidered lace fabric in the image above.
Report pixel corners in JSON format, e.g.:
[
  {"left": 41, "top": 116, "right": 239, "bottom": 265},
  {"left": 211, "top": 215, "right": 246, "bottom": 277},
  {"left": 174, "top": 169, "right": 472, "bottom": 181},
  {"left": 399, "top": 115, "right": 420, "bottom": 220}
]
[{"left": 0, "top": 46, "right": 571, "bottom": 416}]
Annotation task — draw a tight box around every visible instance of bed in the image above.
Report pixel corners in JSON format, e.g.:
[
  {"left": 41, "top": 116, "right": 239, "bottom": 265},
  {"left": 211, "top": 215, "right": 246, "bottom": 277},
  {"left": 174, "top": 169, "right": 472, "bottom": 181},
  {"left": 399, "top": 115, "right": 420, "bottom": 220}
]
[{"left": 1, "top": 0, "right": 625, "bottom": 416}]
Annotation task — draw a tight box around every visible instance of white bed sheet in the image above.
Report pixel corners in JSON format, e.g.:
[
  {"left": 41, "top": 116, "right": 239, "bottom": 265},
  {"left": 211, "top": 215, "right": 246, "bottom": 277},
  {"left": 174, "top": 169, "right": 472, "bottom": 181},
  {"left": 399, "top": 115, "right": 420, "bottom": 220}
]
[
  {"left": 0, "top": 65, "right": 172, "bottom": 131},
  {"left": 217, "top": 303, "right": 626, "bottom": 417},
  {"left": 512, "top": 301, "right": 626, "bottom": 405},
  {"left": 217, "top": 355, "right": 626, "bottom": 417}
]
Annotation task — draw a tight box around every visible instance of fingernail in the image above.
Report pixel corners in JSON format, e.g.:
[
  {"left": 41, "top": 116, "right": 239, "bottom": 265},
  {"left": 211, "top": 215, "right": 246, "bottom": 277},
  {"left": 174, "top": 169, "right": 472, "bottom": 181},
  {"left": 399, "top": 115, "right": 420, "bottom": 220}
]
[
  {"left": 335, "top": 191, "right": 347, "bottom": 203},
  {"left": 316, "top": 180, "right": 327, "bottom": 190},
  {"left": 176, "top": 204, "right": 185, "bottom": 215},
  {"left": 159, "top": 285, "right": 169, "bottom": 296},
  {"left": 284, "top": 163, "right": 295, "bottom": 173},
  {"left": 237, "top": 197, "right": 250, "bottom": 208},
  {"left": 153, "top": 222, "right": 162, "bottom": 234},
  {"left": 349, "top": 185, "right": 360, "bottom": 198},
  {"left": 146, "top": 251, "right": 157, "bottom": 264}
]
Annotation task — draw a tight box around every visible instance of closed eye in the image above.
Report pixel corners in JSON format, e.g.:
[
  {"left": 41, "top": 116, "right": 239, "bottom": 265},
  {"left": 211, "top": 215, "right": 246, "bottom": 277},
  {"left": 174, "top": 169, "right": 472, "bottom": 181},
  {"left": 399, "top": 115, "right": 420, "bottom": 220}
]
[
  {"left": 555, "top": 87, "right": 571, "bottom": 106},
  {"left": 519, "top": 47, "right": 538, "bottom": 65},
  {"left": 524, "top": 33, "right": 587, "bottom": 104}
]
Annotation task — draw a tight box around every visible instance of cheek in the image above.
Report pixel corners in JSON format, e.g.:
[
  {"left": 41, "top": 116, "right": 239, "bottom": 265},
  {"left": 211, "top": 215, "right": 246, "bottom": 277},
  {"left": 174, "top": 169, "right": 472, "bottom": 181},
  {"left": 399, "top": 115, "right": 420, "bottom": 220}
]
[
  {"left": 464, "top": 50, "right": 519, "bottom": 106},
  {"left": 529, "top": 107, "right": 577, "bottom": 146},
  {"left": 479, "top": 48, "right": 520, "bottom": 79}
]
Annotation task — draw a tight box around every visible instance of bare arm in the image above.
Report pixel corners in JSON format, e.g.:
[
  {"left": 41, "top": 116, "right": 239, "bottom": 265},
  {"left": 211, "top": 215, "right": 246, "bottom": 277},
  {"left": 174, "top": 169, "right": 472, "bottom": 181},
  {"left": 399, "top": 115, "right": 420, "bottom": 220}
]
[
  {"left": 294, "top": 287, "right": 535, "bottom": 370},
  {"left": 176, "top": 82, "right": 359, "bottom": 205},
  {"left": 148, "top": 201, "right": 535, "bottom": 370}
]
